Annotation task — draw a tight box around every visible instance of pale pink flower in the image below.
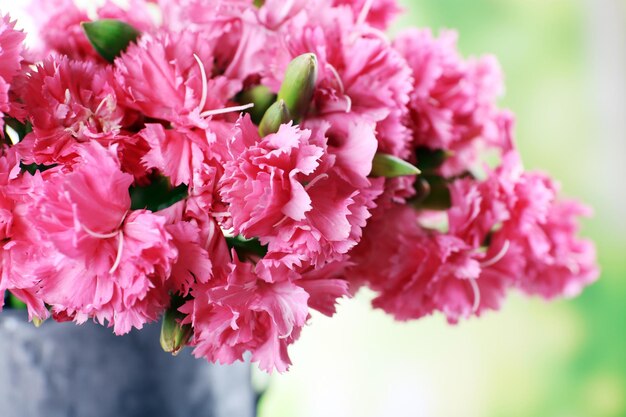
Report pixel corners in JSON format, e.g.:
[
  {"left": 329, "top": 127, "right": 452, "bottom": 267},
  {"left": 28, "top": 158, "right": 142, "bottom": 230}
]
[
  {"left": 32, "top": 143, "right": 177, "bottom": 334},
  {"left": 332, "top": 0, "right": 403, "bottom": 30},
  {"left": 28, "top": 0, "right": 100, "bottom": 61}
]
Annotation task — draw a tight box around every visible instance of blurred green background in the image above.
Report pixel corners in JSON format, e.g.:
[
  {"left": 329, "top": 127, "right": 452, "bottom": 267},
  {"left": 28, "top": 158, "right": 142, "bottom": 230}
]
[{"left": 257, "top": 1, "right": 626, "bottom": 416}]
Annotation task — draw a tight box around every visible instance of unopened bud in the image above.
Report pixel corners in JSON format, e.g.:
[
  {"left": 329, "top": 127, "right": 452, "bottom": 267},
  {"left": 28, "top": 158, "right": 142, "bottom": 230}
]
[
  {"left": 160, "top": 304, "right": 193, "bottom": 356},
  {"left": 258, "top": 99, "right": 291, "bottom": 137},
  {"left": 277, "top": 53, "right": 318, "bottom": 121},
  {"left": 238, "top": 85, "right": 276, "bottom": 124},
  {"left": 370, "top": 153, "right": 421, "bottom": 178},
  {"left": 82, "top": 19, "right": 140, "bottom": 63}
]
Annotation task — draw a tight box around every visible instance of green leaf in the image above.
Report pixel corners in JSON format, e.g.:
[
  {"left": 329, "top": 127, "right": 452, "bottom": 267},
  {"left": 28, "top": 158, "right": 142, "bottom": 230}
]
[
  {"left": 226, "top": 235, "right": 268, "bottom": 258},
  {"left": 160, "top": 296, "right": 193, "bottom": 356},
  {"left": 82, "top": 19, "right": 140, "bottom": 63},
  {"left": 129, "top": 176, "right": 188, "bottom": 212},
  {"left": 370, "top": 153, "right": 421, "bottom": 178},
  {"left": 277, "top": 53, "right": 318, "bottom": 122},
  {"left": 258, "top": 99, "right": 291, "bottom": 137}
]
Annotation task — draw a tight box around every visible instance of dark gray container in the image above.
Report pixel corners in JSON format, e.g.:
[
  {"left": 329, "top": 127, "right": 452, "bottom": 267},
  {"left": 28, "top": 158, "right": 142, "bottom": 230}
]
[{"left": 0, "top": 310, "right": 255, "bottom": 417}]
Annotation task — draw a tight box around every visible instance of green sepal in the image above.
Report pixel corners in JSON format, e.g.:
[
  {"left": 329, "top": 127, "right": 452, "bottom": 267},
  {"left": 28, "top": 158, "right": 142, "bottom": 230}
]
[
  {"left": 370, "top": 153, "right": 421, "bottom": 178},
  {"left": 160, "top": 297, "right": 193, "bottom": 356},
  {"left": 277, "top": 53, "right": 318, "bottom": 122},
  {"left": 129, "top": 176, "right": 188, "bottom": 212},
  {"left": 258, "top": 99, "right": 291, "bottom": 137},
  {"left": 7, "top": 293, "right": 27, "bottom": 310},
  {"left": 82, "top": 19, "right": 140, "bottom": 63}
]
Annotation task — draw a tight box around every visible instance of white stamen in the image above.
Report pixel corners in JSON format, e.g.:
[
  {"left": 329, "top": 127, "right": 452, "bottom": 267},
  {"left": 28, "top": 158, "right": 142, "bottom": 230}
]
[
  {"left": 326, "top": 63, "right": 345, "bottom": 94},
  {"left": 109, "top": 232, "right": 124, "bottom": 274},
  {"left": 344, "top": 95, "right": 352, "bottom": 113},
  {"left": 273, "top": 215, "right": 289, "bottom": 228},
  {"left": 193, "top": 53, "right": 209, "bottom": 113},
  {"left": 356, "top": 0, "right": 374, "bottom": 27},
  {"left": 94, "top": 95, "right": 111, "bottom": 116},
  {"left": 325, "top": 63, "right": 352, "bottom": 113},
  {"left": 304, "top": 173, "right": 329, "bottom": 190},
  {"left": 199, "top": 103, "right": 254, "bottom": 118},
  {"left": 82, "top": 224, "right": 119, "bottom": 239},
  {"left": 481, "top": 240, "right": 511, "bottom": 268},
  {"left": 468, "top": 278, "right": 481, "bottom": 314}
]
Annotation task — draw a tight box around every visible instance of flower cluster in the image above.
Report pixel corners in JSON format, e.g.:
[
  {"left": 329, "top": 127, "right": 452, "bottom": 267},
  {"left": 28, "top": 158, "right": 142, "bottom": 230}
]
[{"left": 0, "top": 0, "right": 598, "bottom": 372}]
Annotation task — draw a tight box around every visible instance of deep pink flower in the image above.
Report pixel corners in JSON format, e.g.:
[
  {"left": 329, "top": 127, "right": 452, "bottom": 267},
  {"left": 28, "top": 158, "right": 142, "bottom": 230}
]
[
  {"left": 394, "top": 28, "right": 510, "bottom": 175},
  {"left": 221, "top": 116, "right": 382, "bottom": 268},
  {"left": 0, "top": 15, "right": 25, "bottom": 132},
  {"left": 0, "top": 147, "right": 50, "bottom": 320},
  {"left": 349, "top": 205, "right": 506, "bottom": 323},
  {"left": 183, "top": 251, "right": 309, "bottom": 373},
  {"left": 115, "top": 29, "right": 243, "bottom": 129},
  {"left": 18, "top": 55, "right": 130, "bottom": 165},
  {"left": 32, "top": 143, "right": 177, "bottom": 334},
  {"left": 260, "top": 10, "right": 413, "bottom": 159}
]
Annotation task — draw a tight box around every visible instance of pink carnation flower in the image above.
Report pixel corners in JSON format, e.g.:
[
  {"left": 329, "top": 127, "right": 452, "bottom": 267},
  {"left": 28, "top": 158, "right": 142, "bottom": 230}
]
[
  {"left": 18, "top": 56, "right": 130, "bottom": 165},
  {"left": 0, "top": 14, "right": 25, "bottom": 132},
  {"left": 183, "top": 251, "right": 309, "bottom": 373},
  {"left": 260, "top": 9, "right": 413, "bottom": 159},
  {"left": 220, "top": 116, "right": 382, "bottom": 269},
  {"left": 32, "top": 143, "right": 177, "bottom": 334},
  {"left": 0, "top": 147, "right": 50, "bottom": 320},
  {"left": 394, "top": 28, "right": 509, "bottom": 174},
  {"left": 332, "top": 0, "right": 403, "bottom": 30},
  {"left": 349, "top": 205, "right": 507, "bottom": 323},
  {"left": 115, "top": 29, "right": 243, "bottom": 129}
]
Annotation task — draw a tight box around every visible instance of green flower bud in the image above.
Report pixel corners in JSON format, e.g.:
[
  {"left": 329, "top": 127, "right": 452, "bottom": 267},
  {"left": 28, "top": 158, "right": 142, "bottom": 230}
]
[
  {"left": 82, "top": 19, "right": 140, "bottom": 63},
  {"left": 160, "top": 303, "right": 193, "bottom": 356},
  {"left": 277, "top": 53, "right": 318, "bottom": 121},
  {"left": 258, "top": 99, "right": 291, "bottom": 137},
  {"left": 370, "top": 153, "right": 421, "bottom": 178},
  {"left": 238, "top": 85, "right": 277, "bottom": 125}
]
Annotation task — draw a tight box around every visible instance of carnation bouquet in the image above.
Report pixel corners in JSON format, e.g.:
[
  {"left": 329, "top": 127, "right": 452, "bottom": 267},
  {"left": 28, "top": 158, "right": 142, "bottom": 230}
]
[{"left": 0, "top": 0, "right": 598, "bottom": 373}]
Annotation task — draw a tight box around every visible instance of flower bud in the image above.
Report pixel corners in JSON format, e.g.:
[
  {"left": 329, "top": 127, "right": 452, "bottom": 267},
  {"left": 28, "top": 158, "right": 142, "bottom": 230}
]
[
  {"left": 370, "top": 153, "right": 421, "bottom": 178},
  {"left": 277, "top": 53, "right": 318, "bottom": 121},
  {"left": 238, "top": 85, "right": 277, "bottom": 124},
  {"left": 82, "top": 19, "right": 140, "bottom": 63},
  {"left": 160, "top": 303, "right": 193, "bottom": 356},
  {"left": 258, "top": 99, "right": 291, "bottom": 137}
]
